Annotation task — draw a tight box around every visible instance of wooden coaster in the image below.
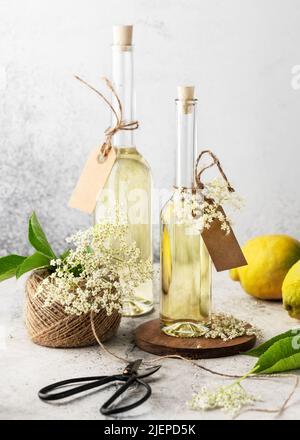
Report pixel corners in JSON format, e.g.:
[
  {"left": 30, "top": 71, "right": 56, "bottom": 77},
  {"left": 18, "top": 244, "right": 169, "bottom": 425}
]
[{"left": 135, "top": 319, "right": 256, "bottom": 359}]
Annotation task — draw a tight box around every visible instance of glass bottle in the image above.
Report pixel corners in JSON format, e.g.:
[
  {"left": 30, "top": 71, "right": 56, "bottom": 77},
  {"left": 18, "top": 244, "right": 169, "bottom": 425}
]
[
  {"left": 160, "top": 86, "right": 212, "bottom": 337},
  {"left": 94, "top": 26, "right": 153, "bottom": 316}
]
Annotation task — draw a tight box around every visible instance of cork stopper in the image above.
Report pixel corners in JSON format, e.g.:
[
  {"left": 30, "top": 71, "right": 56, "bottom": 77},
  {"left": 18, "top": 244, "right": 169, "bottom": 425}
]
[
  {"left": 177, "top": 86, "right": 195, "bottom": 114},
  {"left": 177, "top": 86, "right": 195, "bottom": 101},
  {"left": 113, "top": 25, "right": 133, "bottom": 46}
]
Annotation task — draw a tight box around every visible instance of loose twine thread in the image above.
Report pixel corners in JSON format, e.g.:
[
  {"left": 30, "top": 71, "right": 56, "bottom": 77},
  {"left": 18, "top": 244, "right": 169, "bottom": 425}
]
[
  {"left": 89, "top": 313, "right": 298, "bottom": 419},
  {"left": 75, "top": 75, "right": 139, "bottom": 162}
]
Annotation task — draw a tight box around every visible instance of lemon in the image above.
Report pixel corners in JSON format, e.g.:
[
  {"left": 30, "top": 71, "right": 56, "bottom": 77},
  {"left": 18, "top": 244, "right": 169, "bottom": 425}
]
[
  {"left": 282, "top": 260, "right": 300, "bottom": 319},
  {"left": 229, "top": 235, "right": 300, "bottom": 300}
]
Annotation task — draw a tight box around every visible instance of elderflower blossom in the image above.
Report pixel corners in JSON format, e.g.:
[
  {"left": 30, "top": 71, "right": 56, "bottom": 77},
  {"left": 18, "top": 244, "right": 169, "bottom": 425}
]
[
  {"left": 204, "top": 313, "right": 261, "bottom": 341},
  {"left": 36, "top": 220, "right": 153, "bottom": 316},
  {"left": 173, "top": 178, "right": 244, "bottom": 234},
  {"left": 204, "top": 178, "right": 244, "bottom": 210},
  {"left": 189, "top": 383, "right": 259, "bottom": 417},
  {"left": 173, "top": 188, "right": 204, "bottom": 234}
]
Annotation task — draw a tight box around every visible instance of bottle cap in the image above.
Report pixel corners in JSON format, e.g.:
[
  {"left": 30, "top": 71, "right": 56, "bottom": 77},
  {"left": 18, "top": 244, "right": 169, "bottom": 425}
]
[{"left": 113, "top": 25, "right": 133, "bottom": 46}]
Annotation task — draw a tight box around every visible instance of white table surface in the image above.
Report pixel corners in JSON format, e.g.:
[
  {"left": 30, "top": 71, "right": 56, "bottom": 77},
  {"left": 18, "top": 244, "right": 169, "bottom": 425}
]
[{"left": 1, "top": 266, "right": 299, "bottom": 420}]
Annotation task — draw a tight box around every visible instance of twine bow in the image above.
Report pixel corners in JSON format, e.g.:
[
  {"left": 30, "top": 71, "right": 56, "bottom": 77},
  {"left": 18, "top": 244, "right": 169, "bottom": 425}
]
[
  {"left": 195, "top": 150, "right": 235, "bottom": 193},
  {"left": 75, "top": 75, "right": 139, "bottom": 163}
]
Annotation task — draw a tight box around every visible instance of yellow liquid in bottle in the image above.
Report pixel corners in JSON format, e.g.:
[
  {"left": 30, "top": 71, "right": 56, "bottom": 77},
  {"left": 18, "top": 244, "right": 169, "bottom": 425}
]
[
  {"left": 160, "top": 197, "right": 212, "bottom": 337},
  {"left": 94, "top": 147, "right": 153, "bottom": 316}
]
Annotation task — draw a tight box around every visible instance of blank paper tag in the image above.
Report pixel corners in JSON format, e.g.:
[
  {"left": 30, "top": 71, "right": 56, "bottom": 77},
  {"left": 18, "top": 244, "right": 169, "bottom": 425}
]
[
  {"left": 201, "top": 207, "right": 247, "bottom": 272},
  {"left": 69, "top": 148, "right": 116, "bottom": 214}
]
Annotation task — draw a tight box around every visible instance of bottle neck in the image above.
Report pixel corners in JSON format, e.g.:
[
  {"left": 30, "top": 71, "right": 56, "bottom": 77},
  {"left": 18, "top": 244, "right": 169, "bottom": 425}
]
[
  {"left": 111, "top": 45, "right": 135, "bottom": 147},
  {"left": 175, "top": 99, "right": 198, "bottom": 188}
]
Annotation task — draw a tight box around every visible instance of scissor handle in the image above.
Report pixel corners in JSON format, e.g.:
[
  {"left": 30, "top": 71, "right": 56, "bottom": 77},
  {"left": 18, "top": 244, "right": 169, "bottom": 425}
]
[
  {"left": 38, "top": 375, "right": 117, "bottom": 401},
  {"left": 100, "top": 376, "right": 151, "bottom": 416}
]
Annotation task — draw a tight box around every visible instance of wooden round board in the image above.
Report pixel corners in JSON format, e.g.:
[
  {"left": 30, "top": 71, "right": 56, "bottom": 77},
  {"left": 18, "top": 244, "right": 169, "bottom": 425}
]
[{"left": 135, "top": 319, "right": 256, "bottom": 359}]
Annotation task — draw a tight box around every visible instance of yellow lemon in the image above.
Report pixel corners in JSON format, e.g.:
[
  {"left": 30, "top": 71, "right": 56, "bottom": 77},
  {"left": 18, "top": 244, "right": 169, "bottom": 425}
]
[
  {"left": 282, "top": 260, "right": 300, "bottom": 319},
  {"left": 229, "top": 235, "right": 300, "bottom": 300}
]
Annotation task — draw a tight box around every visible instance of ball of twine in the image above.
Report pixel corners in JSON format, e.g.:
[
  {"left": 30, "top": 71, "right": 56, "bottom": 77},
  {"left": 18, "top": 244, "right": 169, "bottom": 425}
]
[{"left": 25, "top": 270, "right": 121, "bottom": 348}]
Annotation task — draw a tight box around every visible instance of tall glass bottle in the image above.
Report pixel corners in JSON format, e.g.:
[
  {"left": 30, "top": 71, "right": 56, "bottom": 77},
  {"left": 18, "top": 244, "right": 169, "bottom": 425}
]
[
  {"left": 160, "top": 86, "right": 212, "bottom": 337},
  {"left": 94, "top": 25, "right": 153, "bottom": 316}
]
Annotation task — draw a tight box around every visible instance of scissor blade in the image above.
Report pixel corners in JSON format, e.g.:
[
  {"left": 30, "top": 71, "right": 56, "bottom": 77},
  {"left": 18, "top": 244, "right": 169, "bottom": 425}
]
[
  {"left": 123, "top": 359, "right": 143, "bottom": 376},
  {"left": 138, "top": 365, "right": 161, "bottom": 379}
]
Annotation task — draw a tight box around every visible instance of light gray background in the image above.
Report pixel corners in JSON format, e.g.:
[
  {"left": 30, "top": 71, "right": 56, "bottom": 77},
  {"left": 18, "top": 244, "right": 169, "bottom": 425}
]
[{"left": 1, "top": 0, "right": 300, "bottom": 258}]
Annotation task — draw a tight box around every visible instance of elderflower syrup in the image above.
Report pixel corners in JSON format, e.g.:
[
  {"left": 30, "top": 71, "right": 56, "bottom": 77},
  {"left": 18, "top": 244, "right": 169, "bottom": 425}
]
[
  {"left": 94, "top": 25, "right": 153, "bottom": 316},
  {"left": 160, "top": 86, "right": 212, "bottom": 337}
]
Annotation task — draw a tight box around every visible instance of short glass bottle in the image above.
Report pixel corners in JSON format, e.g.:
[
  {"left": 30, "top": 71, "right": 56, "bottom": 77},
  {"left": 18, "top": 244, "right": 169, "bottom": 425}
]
[{"left": 160, "top": 88, "right": 212, "bottom": 337}]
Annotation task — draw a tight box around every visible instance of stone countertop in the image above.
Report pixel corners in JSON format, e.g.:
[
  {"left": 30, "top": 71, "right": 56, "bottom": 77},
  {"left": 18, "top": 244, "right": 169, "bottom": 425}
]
[{"left": 1, "top": 267, "right": 300, "bottom": 420}]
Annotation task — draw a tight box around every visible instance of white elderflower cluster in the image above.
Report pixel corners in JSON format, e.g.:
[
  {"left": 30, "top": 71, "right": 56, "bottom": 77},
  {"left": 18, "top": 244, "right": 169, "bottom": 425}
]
[
  {"left": 36, "top": 220, "right": 153, "bottom": 316},
  {"left": 174, "top": 178, "right": 244, "bottom": 234},
  {"left": 204, "top": 178, "right": 244, "bottom": 210},
  {"left": 188, "top": 383, "right": 259, "bottom": 417},
  {"left": 173, "top": 189, "right": 205, "bottom": 233},
  {"left": 202, "top": 178, "right": 244, "bottom": 234},
  {"left": 204, "top": 313, "right": 261, "bottom": 341}
]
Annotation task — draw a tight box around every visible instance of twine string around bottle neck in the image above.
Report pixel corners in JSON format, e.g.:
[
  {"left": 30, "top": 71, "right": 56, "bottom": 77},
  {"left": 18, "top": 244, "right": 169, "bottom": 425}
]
[
  {"left": 174, "top": 150, "right": 235, "bottom": 194},
  {"left": 75, "top": 75, "right": 139, "bottom": 162},
  {"left": 194, "top": 149, "right": 235, "bottom": 193}
]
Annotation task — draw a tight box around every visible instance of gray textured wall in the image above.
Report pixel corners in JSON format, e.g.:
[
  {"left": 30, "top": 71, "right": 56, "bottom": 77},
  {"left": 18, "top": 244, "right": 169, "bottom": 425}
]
[{"left": 1, "top": 0, "right": 300, "bottom": 259}]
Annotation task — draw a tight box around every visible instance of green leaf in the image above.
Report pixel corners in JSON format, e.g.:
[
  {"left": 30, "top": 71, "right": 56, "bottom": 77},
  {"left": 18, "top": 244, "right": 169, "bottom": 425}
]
[
  {"left": 28, "top": 212, "right": 56, "bottom": 259},
  {"left": 258, "top": 353, "right": 300, "bottom": 375},
  {"left": 255, "top": 336, "right": 300, "bottom": 374},
  {"left": 0, "top": 255, "right": 26, "bottom": 281},
  {"left": 16, "top": 252, "right": 51, "bottom": 279},
  {"left": 246, "top": 329, "right": 300, "bottom": 357}
]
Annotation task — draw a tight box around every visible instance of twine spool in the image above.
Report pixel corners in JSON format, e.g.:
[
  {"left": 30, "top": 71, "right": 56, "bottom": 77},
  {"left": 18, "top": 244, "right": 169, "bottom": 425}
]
[{"left": 25, "top": 271, "right": 121, "bottom": 348}]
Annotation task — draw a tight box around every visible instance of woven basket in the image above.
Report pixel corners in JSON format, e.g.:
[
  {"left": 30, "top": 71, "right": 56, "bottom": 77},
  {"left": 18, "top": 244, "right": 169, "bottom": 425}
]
[{"left": 25, "top": 271, "right": 121, "bottom": 348}]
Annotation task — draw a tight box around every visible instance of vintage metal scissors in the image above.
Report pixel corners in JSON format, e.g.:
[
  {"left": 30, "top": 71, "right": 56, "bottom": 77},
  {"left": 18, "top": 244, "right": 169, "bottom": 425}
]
[{"left": 38, "top": 359, "right": 161, "bottom": 415}]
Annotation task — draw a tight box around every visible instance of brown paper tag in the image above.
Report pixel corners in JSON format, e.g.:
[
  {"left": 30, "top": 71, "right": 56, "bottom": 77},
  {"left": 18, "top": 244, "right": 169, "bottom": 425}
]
[
  {"left": 201, "top": 207, "right": 247, "bottom": 272},
  {"left": 69, "top": 147, "right": 116, "bottom": 214}
]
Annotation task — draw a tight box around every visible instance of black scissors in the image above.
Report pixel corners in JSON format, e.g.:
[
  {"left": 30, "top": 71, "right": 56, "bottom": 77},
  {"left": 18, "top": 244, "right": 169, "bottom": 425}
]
[{"left": 38, "top": 359, "right": 161, "bottom": 415}]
